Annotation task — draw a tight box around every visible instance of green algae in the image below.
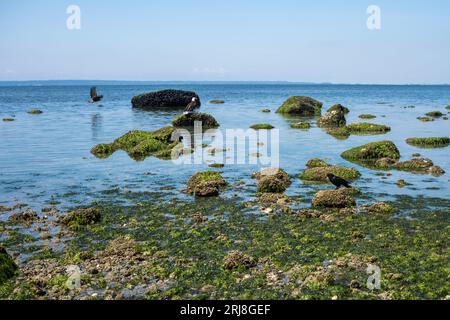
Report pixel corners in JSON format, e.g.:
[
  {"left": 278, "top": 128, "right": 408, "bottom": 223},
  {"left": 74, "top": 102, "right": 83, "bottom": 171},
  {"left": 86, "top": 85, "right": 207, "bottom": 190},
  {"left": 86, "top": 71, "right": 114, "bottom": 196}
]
[
  {"left": 0, "top": 247, "right": 17, "bottom": 285},
  {"left": 406, "top": 137, "right": 450, "bottom": 149}
]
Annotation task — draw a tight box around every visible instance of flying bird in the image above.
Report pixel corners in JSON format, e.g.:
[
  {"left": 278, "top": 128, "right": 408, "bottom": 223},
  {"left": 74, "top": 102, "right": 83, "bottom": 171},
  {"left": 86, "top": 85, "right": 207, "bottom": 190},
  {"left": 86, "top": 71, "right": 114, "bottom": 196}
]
[
  {"left": 327, "top": 173, "right": 352, "bottom": 189},
  {"left": 184, "top": 97, "right": 199, "bottom": 114},
  {"left": 90, "top": 87, "right": 103, "bottom": 103}
]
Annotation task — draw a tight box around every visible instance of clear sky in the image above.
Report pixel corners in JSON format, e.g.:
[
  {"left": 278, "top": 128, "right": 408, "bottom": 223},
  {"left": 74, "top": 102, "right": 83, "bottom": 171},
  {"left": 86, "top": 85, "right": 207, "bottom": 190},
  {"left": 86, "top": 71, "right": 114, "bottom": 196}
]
[{"left": 0, "top": 0, "right": 449, "bottom": 83}]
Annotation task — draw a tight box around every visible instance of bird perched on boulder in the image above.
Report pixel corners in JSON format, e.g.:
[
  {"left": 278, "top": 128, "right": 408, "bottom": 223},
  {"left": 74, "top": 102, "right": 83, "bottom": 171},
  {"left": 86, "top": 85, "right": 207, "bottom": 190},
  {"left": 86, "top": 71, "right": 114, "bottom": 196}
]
[
  {"left": 184, "top": 97, "right": 199, "bottom": 114},
  {"left": 327, "top": 173, "right": 351, "bottom": 189},
  {"left": 90, "top": 87, "right": 103, "bottom": 103}
]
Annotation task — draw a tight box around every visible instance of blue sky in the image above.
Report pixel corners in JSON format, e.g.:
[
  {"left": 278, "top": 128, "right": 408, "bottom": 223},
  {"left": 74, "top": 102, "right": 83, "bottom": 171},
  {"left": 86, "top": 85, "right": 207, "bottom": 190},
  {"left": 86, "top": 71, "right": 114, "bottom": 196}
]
[{"left": 0, "top": 0, "right": 449, "bottom": 83}]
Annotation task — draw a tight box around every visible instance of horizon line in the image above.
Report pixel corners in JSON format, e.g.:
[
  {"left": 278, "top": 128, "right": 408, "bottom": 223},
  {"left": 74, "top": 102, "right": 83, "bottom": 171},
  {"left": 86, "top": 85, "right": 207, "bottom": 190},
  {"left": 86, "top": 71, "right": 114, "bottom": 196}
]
[{"left": 0, "top": 79, "right": 449, "bottom": 86}]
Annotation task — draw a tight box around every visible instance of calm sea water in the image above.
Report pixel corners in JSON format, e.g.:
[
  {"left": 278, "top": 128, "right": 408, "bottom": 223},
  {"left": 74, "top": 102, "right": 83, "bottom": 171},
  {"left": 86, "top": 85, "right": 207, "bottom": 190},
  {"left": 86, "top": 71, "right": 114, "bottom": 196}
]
[{"left": 1, "top": 84, "right": 449, "bottom": 211}]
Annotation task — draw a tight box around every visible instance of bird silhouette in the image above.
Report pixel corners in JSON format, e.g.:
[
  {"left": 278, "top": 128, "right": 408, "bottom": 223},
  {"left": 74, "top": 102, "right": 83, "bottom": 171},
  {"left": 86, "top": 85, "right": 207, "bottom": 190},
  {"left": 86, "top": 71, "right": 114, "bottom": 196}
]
[
  {"left": 90, "top": 87, "right": 103, "bottom": 102},
  {"left": 327, "top": 173, "right": 351, "bottom": 189}
]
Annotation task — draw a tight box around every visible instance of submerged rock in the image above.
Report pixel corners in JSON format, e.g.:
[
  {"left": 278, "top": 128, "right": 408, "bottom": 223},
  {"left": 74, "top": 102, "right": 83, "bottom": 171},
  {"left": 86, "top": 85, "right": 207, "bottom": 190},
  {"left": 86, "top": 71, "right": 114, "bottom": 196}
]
[
  {"left": 312, "top": 189, "right": 356, "bottom": 208},
  {"left": 393, "top": 158, "right": 434, "bottom": 172},
  {"left": 428, "top": 166, "right": 446, "bottom": 177},
  {"left": 91, "top": 126, "right": 179, "bottom": 161},
  {"left": 209, "top": 100, "right": 225, "bottom": 104},
  {"left": 326, "top": 126, "right": 350, "bottom": 140},
  {"left": 2, "top": 118, "right": 15, "bottom": 122},
  {"left": 187, "top": 171, "right": 227, "bottom": 197},
  {"left": 327, "top": 104, "right": 349, "bottom": 114},
  {"left": 396, "top": 179, "right": 411, "bottom": 188},
  {"left": 223, "top": 251, "right": 257, "bottom": 270},
  {"left": 258, "top": 193, "right": 289, "bottom": 205},
  {"left": 27, "top": 109, "right": 43, "bottom": 115},
  {"left": 341, "top": 141, "right": 400, "bottom": 163},
  {"left": 276, "top": 96, "right": 322, "bottom": 116},
  {"left": 260, "top": 108, "right": 271, "bottom": 113},
  {"left": 290, "top": 121, "right": 310, "bottom": 129},
  {"left": 317, "top": 109, "right": 346, "bottom": 128},
  {"left": 250, "top": 124, "right": 274, "bottom": 130},
  {"left": 172, "top": 113, "right": 219, "bottom": 128},
  {"left": 358, "top": 114, "right": 376, "bottom": 119},
  {"left": 0, "top": 247, "right": 17, "bottom": 284},
  {"left": 59, "top": 208, "right": 101, "bottom": 226},
  {"left": 375, "top": 157, "right": 397, "bottom": 169},
  {"left": 346, "top": 122, "right": 391, "bottom": 134},
  {"left": 131, "top": 89, "right": 200, "bottom": 109},
  {"left": 306, "top": 158, "right": 329, "bottom": 168},
  {"left": 417, "top": 116, "right": 434, "bottom": 122},
  {"left": 299, "top": 166, "right": 361, "bottom": 183},
  {"left": 405, "top": 137, "right": 450, "bottom": 149},
  {"left": 425, "top": 111, "right": 444, "bottom": 118}
]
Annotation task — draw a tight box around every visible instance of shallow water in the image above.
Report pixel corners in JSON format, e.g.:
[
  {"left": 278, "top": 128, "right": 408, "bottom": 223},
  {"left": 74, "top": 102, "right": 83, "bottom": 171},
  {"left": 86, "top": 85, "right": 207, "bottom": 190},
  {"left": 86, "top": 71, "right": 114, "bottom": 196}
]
[{"left": 0, "top": 83, "right": 449, "bottom": 211}]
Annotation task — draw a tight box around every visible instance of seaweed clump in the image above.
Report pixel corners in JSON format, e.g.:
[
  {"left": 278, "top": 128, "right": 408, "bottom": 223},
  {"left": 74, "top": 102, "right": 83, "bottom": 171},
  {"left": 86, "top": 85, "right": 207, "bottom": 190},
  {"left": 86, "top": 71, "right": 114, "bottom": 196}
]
[
  {"left": 59, "top": 208, "right": 101, "bottom": 227},
  {"left": 405, "top": 137, "right": 449, "bottom": 149},
  {"left": 0, "top": 247, "right": 17, "bottom": 285},
  {"left": 91, "top": 126, "right": 179, "bottom": 161},
  {"left": 223, "top": 251, "right": 257, "bottom": 270}
]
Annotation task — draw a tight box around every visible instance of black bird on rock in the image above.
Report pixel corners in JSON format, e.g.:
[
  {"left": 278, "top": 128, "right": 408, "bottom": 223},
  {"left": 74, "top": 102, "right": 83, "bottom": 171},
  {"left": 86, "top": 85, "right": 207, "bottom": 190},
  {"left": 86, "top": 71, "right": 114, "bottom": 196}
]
[
  {"left": 327, "top": 173, "right": 352, "bottom": 189},
  {"left": 90, "top": 87, "right": 103, "bottom": 103}
]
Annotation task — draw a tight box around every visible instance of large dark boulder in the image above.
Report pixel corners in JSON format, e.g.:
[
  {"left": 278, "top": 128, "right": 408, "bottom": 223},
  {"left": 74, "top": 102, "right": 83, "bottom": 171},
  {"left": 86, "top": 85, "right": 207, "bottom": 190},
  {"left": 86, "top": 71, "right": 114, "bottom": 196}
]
[
  {"left": 131, "top": 89, "right": 201, "bottom": 109},
  {"left": 172, "top": 113, "right": 219, "bottom": 128}
]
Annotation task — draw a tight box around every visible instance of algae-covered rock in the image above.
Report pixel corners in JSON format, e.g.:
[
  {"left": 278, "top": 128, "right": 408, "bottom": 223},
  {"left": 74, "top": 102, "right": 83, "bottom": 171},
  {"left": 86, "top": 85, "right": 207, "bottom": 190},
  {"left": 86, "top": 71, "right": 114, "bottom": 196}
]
[
  {"left": 299, "top": 166, "right": 361, "bottom": 183},
  {"left": 131, "top": 89, "right": 200, "bottom": 109},
  {"left": 425, "top": 111, "right": 443, "bottom": 118},
  {"left": 405, "top": 137, "right": 450, "bottom": 149},
  {"left": 396, "top": 179, "right": 411, "bottom": 188},
  {"left": 358, "top": 114, "right": 376, "bottom": 119},
  {"left": 173, "top": 113, "right": 219, "bottom": 128},
  {"left": 317, "top": 109, "right": 346, "bottom": 128},
  {"left": 9, "top": 209, "right": 38, "bottom": 224},
  {"left": 393, "top": 158, "right": 434, "bottom": 172},
  {"left": 187, "top": 171, "right": 227, "bottom": 197},
  {"left": 2, "top": 118, "right": 15, "bottom": 122},
  {"left": 59, "top": 208, "right": 101, "bottom": 226},
  {"left": 312, "top": 189, "right": 356, "bottom": 208},
  {"left": 208, "top": 163, "right": 225, "bottom": 168},
  {"left": 209, "top": 100, "right": 225, "bottom": 104},
  {"left": 250, "top": 124, "right": 274, "bottom": 130},
  {"left": 223, "top": 251, "right": 257, "bottom": 270},
  {"left": 253, "top": 168, "right": 292, "bottom": 194},
  {"left": 291, "top": 121, "right": 311, "bottom": 129},
  {"left": 260, "top": 108, "right": 271, "bottom": 113},
  {"left": 375, "top": 157, "right": 397, "bottom": 169},
  {"left": 327, "top": 104, "right": 349, "bottom": 114},
  {"left": 326, "top": 126, "right": 350, "bottom": 139},
  {"left": 0, "top": 247, "right": 17, "bottom": 284},
  {"left": 276, "top": 96, "right": 323, "bottom": 116},
  {"left": 346, "top": 123, "right": 391, "bottom": 134},
  {"left": 306, "top": 158, "right": 329, "bottom": 168},
  {"left": 27, "top": 109, "right": 43, "bottom": 115},
  {"left": 91, "top": 126, "right": 179, "bottom": 161},
  {"left": 258, "top": 193, "right": 289, "bottom": 205},
  {"left": 341, "top": 141, "right": 400, "bottom": 163}
]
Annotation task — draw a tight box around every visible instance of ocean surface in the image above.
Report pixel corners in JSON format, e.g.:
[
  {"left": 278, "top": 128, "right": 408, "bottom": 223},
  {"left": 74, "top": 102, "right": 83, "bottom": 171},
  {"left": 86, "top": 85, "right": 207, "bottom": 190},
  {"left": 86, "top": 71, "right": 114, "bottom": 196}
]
[{"left": 1, "top": 83, "right": 449, "bottom": 211}]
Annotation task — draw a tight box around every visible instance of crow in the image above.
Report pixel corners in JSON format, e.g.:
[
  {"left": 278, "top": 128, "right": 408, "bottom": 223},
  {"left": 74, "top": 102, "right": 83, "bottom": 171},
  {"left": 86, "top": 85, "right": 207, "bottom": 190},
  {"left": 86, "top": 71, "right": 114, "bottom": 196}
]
[
  {"left": 90, "top": 87, "right": 103, "bottom": 103},
  {"left": 327, "top": 173, "right": 352, "bottom": 189}
]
